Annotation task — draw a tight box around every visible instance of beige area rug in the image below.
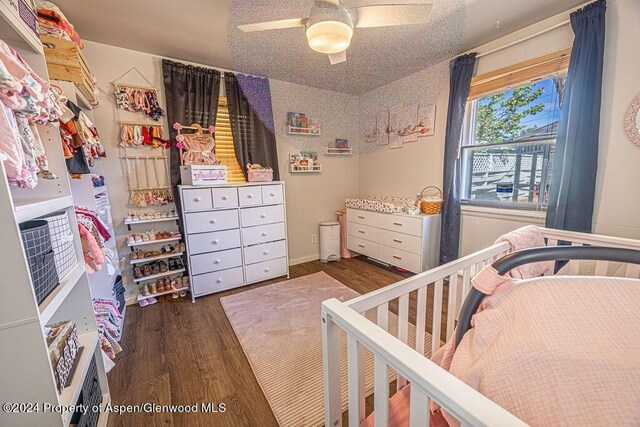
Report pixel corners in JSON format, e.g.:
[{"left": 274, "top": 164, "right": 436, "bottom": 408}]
[{"left": 220, "top": 271, "right": 431, "bottom": 427}]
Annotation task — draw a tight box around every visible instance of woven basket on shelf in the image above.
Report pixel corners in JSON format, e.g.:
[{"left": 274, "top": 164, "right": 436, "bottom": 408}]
[{"left": 419, "top": 186, "right": 443, "bottom": 215}]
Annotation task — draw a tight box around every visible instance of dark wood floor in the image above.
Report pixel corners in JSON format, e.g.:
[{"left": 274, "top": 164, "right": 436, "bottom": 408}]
[{"left": 106, "top": 257, "right": 447, "bottom": 427}]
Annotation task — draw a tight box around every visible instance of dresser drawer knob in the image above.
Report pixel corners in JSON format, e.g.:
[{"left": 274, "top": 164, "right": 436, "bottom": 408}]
[
  {"left": 215, "top": 278, "right": 222, "bottom": 284},
  {"left": 393, "top": 255, "right": 402, "bottom": 260},
  {"left": 209, "top": 219, "right": 217, "bottom": 224},
  {"left": 214, "top": 259, "right": 221, "bottom": 264},
  {"left": 261, "top": 232, "right": 268, "bottom": 237},
  {"left": 247, "top": 194, "right": 254, "bottom": 199},
  {"left": 358, "top": 215, "right": 365, "bottom": 219},
  {"left": 221, "top": 195, "right": 228, "bottom": 200},
  {"left": 264, "top": 267, "right": 270, "bottom": 273},
  {"left": 393, "top": 239, "right": 403, "bottom": 243},
  {"left": 393, "top": 222, "right": 403, "bottom": 226},
  {"left": 193, "top": 197, "right": 201, "bottom": 202},
  {"left": 263, "top": 250, "right": 269, "bottom": 255},
  {"left": 260, "top": 213, "right": 267, "bottom": 219},
  {"left": 358, "top": 244, "right": 365, "bottom": 248},
  {"left": 211, "top": 239, "right": 219, "bottom": 245},
  {"left": 269, "top": 192, "right": 276, "bottom": 197},
  {"left": 358, "top": 230, "right": 365, "bottom": 234}
]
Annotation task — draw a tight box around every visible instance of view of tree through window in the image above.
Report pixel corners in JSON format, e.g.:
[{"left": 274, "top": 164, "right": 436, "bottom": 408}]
[{"left": 462, "top": 76, "right": 566, "bottom": 207}]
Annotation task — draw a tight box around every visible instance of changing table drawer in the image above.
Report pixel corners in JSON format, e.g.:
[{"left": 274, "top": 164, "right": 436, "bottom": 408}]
[
  {"left": 379, "top": 229, "right": 422, "bottom": 254},
  {"left": 347, "top": 208, "right": 380, "bottom": 227},
  {"left": 244, "top": 240, "right": 287, "bottom": 265},
  {"left": 238, "top": 186, "right": 263, "bottom": 206},
  {"left": 379, "top": 213, "right": 422, "bottom": 237},
  {"left": 378, "top": 245, "right": 421, "bottom": 273},
  {"left": 192, "top": 266, "right": 244, "bottom": 296},
  {"left": 242, "top": 222, "right": 286, "bottom": 246},
  {"left": 245, "top": 257, "right": 288, "bottom": 284},
  {"left": 185, "top": 209, "right": 239, "bottom": 234},
  {"left": 261, "top": 185, "right": 284, "bottom": 205},
  {"left": 182, "top": 188, "right": 213, "bottom": 211},
  {"left": 190, "top": 248, "right": 243, "bottom": 275},
  {"left": 347, "top": 222, "right": 379, "bottom": 243},
  {"left": 187, "top": 229, "right": 241, "bottom": 255},
  {"left": 212, "top": 187, "right": 238, "bottom": 209},
  {"left": 241, "top": 204, "right": 285, "bottom": 227},
  {"left": 347, "top": 235, "right": 379, "bottom": 259}
]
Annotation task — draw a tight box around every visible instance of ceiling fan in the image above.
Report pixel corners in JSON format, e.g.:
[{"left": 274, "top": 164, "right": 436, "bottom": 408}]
[{"left": 237, "top": 0, "right": 433, "bottom": 65}]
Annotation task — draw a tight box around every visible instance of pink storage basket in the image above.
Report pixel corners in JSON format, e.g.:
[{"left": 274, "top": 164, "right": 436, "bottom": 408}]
[{"left": 247, "top": 164, "right": 274, "bottom": 182}]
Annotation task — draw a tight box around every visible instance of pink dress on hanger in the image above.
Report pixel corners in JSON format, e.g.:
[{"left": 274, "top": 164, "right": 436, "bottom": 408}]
[{"left": 177, "top": 133, "right": 218, "bottom": 165}]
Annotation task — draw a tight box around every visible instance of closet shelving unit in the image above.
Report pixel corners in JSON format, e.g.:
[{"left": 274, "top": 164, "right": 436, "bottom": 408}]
[{"left": 0, "top": 10, "right": 110, "bottom": 427}]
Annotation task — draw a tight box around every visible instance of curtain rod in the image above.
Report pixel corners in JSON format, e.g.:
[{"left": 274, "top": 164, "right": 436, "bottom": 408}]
[{"left": 475, "top": 20, "right": 570, "bottom": 59}]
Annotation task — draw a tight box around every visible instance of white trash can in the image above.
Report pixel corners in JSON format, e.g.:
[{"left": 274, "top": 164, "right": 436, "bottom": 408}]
[{"left": 320, "top": 221, "right": 341, "bottom": 263}]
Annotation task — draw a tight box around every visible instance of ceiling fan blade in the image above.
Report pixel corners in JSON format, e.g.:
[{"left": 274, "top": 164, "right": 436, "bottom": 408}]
[
  {"left": 314, "top": 0, "right": 340, "bottom": 7},
  {"left": 328, "top": 50, "right": 347, "bottom": 65},
  {"left": 354, "top": 4, "right": 432, "bottom": 28},
  {"left": 238, "top": 18, "right": 308, "bottom": 33}
]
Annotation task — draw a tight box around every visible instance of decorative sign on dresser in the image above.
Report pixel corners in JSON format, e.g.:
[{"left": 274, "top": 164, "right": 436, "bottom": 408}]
[
  {"left": 179, "top": 182, "right": 289, "bottom": 301},
  {"left": 346, "top": 208, "right": 440, "bottom": 273}
]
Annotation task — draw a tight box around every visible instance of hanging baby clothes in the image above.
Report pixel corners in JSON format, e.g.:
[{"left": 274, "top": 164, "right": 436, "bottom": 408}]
[
  {"left": 114, "top": 86, "right": 165, "bottom": 120},
  {"left": 177, "top": 132, "right": 218, "bottom": 165},
  {"left": 78, "top": 223, "right": 104, "bottom": 273}
]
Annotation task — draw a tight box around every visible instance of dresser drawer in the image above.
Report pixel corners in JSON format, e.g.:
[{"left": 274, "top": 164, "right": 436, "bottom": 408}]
[
  {"left": 192, "top": 266, "right": 244, "bottom": 296},
  {"left": 261, "top": 184, "right": 284, "bottom": 205},
  {"left": 187, "top": 229, "right": 241, "bottom": 255},
  {"left": 378, "top": 245, "right": 421, "bottom": 273},
  {"left": 379, "top": 229, "right": 422, "bottom": 254},
  {"left": 347, "top": 208, "right": 380, "bottom": 227},
  {"left": 379, "top": 213, "right": 423, "bottom": 237},
  {"left": 242, "top": 222, "right": 286, "bottom": 246},
  {"left": 241, "top": 204, "right": 285, "bottom": 227},
  {"left": 182, "top": 188, "right": 213, "bottom": 211},
  {"left": 238, "top": 186, "right": 263, "bottom": 206},
  {"left": 190, "top": 248, "right": 243, "bottom": 275},
  {"left": 347, "top": 235, "right": 379, "bottom": 259},
  {"left": 347, "top": 222, "right": 379, "bottom": 242},
  {"left": 244, "top": 240, "right": 287, "bottom": 265},
  {"left": 245, "top": 257, "right": 288, "bottom": 284},
  {"left": 212, "top": 187, "right": 238, "bottom": 209},
  {"left": 184, "top": 209, "right": 239, "bottom": 234}
]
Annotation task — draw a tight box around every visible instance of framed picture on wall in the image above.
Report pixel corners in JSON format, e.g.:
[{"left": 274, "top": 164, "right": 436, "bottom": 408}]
[
  {"left": 377, "top": 110, "right": 389, "bottom": 145},
  {"left": 388, "top": 105, "right": 403, "bottom": 149},
  {"left": 417, "top": 104, "right": 436, "bottom": 137},
  {"left": 363, "top": 116, "right": 378, "bottom": 144},
  {"left": 399, "top": 103, "right": 418, "bottom": 144}
]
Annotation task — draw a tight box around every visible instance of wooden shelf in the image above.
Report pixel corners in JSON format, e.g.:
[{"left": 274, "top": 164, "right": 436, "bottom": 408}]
[
  {"left": 60, "top": 331, "right": 99, "bottom": 426},
  {"left": 38, "top": 264, "right": 84, "bottom": 325},
  {"left": 127, "top": 236, "right": 181, "bottom": 247},
  {"left": 286, "top": 125, "right": 321, "bottom": 136},
  {"left": 130, "top": 252, "right": 184, "bottom": 265},
  {"left": 14, "top": 195, "right": 74, "bottom": 223},
  {"left": 125, "top": 216, "right": 179, "bottom": 226},
  {"left": 133, "top": 268, "right": 186, "bottom": 283},
  {"left": 324, "top": 147, "right": 353, "bottom": 156},
  {"left": 289, "top": 165, "right": 322, "bottom": 173},
  {"left": 137, "top": 286, "right": 189, "bottom": 302}
]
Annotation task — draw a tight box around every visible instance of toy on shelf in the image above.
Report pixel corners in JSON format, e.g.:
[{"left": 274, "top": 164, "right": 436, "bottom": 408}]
[{"left": 286, "top": 112, "right": 320, "bottom": 135}]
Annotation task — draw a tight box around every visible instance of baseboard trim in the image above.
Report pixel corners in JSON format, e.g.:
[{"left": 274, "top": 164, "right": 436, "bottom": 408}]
[{"left": 289, "top": 254, "right": 320, "bottom": 266}]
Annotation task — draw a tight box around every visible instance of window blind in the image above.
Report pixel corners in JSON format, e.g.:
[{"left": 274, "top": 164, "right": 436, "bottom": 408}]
[
  {"left": 468, "top": 47, "right": 571, "bottom": 100},
  {"left": 216, "top": 97, "right": 246, "bottom": 182}
]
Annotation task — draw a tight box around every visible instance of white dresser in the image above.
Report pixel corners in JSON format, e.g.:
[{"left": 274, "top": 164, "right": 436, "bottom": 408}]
[
  {"left": 346, "top": 208, "right": 440, "bottom": 273},
  {"left": 179, "top": 182, "right": 289, "bottom": 301}
]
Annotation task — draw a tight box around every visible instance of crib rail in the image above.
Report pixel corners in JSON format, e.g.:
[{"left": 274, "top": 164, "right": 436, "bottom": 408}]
[{"left": 323, "top": 227, "right": 640, "bottom": 427}]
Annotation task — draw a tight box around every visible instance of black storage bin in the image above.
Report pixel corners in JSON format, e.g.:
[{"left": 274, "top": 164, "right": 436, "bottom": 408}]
[
  {"left": 70, "top": 356, "right": 103, "bottom": 427},
  {"left": 19, "top": 220, "right": 60, "bottom": 304}
]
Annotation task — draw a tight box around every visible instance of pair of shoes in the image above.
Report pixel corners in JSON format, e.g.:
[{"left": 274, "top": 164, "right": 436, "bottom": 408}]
[
  {"left": 133, "top": 266, "right": 143, "bottom": 279},
  {"left": 139, "top": 297, "right": 158, "bottom": 307},
  {"left": 159, "top": 260, "right": 169, "bottom": 273}
]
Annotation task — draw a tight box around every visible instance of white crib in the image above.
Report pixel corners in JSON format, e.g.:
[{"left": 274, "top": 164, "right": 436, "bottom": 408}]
[{"left": 321, "top": 228, "right": 640, "bottom": 427}]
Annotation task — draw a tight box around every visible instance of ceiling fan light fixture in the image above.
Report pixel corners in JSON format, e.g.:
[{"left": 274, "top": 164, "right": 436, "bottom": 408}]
[{"left": 306, "top": 20, "right": 353, "bottom": 54}]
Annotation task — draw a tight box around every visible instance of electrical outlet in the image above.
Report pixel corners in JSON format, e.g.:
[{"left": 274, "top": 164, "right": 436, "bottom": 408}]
[{"left": 311, "top": 234, "right": 317, "bottom": 244}]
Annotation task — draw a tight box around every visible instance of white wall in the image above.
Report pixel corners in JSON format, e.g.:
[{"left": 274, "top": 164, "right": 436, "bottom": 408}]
[
  {"left": 80, "top": 41, "right": 359, "bottom": 294},
  {"left": 357, "top": 0, "right": 640, "bottom": 255}
]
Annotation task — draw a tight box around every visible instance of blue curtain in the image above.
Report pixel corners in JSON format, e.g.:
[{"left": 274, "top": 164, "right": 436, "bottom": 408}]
[
  {"left": 440, "top": 53, "right": 477, "bottom": 264},
  {"left": 545, "top": 0, "right": 606, "bottom": 233}
]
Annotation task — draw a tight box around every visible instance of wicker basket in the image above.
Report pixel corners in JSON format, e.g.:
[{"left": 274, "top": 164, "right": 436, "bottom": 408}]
[
  {"left": 247, "top": 164, "right": 274, "bottom": 182},
  {"left": 20, "top": 220, "right": 60, "bottom": 305},
  {"left": 41, "top": 211, "right": 78, "bottom": 280},
  {"left": 419, "top": 186, "right": 443, "bottom": 215}
]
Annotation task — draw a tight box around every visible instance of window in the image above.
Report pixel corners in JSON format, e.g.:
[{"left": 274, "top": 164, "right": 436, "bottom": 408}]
[
  {"left": 215, "top": 97, "right": 245, "bottom": 183},
  {"left": 461, "top": 50, "right": 570, "bottom": 209}
]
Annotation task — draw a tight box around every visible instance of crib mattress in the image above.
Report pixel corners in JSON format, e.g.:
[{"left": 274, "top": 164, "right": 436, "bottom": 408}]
[{"left": 345, "top": 195, "right": 416, "bottom": 213}]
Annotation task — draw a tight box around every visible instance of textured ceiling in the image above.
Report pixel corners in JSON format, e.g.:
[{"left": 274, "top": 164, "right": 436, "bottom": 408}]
[{"left": 53, "top": 0, "right": 588, "bottom": 94}]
